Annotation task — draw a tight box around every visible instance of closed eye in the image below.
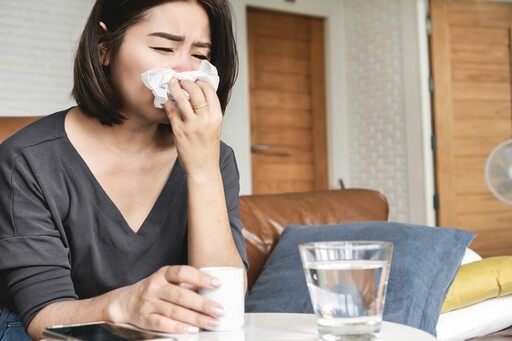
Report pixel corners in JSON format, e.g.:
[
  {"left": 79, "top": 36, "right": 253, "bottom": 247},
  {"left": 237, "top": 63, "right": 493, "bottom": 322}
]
[
  {"left": 193, "top": 54, "right": 208, "bottom": 60},
  {"left": 151, "top": 47, "right": 173, "bottom": 53}
]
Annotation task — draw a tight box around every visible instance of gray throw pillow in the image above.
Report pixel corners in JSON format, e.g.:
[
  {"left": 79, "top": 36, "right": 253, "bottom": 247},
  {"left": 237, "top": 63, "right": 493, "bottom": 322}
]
[{"left": 245, "top": 222, "right": 475, "bottom": 336}]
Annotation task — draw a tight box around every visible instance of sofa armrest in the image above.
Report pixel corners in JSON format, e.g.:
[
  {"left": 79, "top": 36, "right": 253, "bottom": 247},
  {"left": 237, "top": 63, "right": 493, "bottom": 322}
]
[{"left": 240, "top": 188, "right": 389, "bottom": 289}]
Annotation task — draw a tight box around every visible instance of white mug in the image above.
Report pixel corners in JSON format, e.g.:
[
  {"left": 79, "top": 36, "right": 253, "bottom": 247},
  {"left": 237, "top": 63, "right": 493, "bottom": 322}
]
[{"left": 199, "top": 267, "right": 245, "bottom": 332}]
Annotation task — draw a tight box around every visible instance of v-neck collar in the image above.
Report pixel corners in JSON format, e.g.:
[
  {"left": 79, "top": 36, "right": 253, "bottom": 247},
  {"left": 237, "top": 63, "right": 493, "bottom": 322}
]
[{"left": 57, "top": 109, "right": 185, "bottom": 238}]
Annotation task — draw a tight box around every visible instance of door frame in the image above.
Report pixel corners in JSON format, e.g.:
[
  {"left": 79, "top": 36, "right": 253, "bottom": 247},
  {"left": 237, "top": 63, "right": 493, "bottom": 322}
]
[
  {"left": 403, "top": 0, "right": 437, "bottom": 226},
  {"left": 225, "top": 0, "right": 347, "bottom": 195}
]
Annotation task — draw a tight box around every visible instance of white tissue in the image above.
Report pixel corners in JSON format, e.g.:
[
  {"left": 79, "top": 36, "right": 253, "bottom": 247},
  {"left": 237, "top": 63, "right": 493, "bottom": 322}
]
[{"left": 141, "top": 60, "right": 220, "bottom": 108}]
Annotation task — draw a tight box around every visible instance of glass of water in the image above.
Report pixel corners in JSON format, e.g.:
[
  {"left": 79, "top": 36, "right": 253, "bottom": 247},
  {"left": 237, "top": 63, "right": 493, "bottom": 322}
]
[{"left": 299, "top": 241, "right": 393, "bottom": 341}]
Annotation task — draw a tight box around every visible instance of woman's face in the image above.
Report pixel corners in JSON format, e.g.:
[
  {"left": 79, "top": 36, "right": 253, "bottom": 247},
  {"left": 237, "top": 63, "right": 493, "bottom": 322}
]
[{"left": 108, "top": 1, "right": 211, "bottom": 124}]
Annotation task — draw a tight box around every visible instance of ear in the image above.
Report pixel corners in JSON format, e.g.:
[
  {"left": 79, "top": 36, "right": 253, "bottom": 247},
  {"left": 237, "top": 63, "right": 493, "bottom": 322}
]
[{"left": 98, "top": 21, "right": 110, "bottom": 66}]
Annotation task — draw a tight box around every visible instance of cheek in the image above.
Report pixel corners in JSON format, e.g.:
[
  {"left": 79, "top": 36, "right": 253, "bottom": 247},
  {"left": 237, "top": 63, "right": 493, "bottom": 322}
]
[{"left": 111, "top": 48, "right": 156, "bottom": 104}]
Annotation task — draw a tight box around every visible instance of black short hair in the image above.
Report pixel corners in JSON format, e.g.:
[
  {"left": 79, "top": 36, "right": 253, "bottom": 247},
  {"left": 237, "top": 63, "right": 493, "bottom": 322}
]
[{"left": 72, "top": 0, "right": 238, "bottom": 125}]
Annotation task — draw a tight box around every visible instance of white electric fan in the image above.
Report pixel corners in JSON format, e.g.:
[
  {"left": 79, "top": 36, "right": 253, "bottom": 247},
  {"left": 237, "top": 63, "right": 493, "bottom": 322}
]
[{"left": 485, "top": 139, "right": 512, "bottom": 205}]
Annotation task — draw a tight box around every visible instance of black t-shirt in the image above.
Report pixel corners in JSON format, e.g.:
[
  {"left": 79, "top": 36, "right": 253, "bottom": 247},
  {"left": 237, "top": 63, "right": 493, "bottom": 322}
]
[{"left": 0, "top": 109, "right": 248, "bottom": 327}]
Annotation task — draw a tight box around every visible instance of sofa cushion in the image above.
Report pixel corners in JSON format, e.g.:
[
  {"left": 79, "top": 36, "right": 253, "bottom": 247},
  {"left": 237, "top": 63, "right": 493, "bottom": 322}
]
[
  {"left": 245, "top": 222, "right": 474, "bottom": 336},
  {"left": 442, "top": 256, "right": 512, "bottom": 313}
]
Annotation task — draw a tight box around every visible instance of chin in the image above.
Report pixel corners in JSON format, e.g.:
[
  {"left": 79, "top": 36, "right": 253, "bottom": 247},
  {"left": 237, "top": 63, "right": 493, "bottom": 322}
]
[{"left": 147, "top": 107, "right": 170, "bottom": 124}]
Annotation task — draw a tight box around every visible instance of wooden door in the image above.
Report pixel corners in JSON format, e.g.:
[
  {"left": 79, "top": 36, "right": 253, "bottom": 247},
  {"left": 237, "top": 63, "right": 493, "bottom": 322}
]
[
  {"left": 247, "top": 8, "right": 328, "bottom": 194},
  {"left": 430, "top": 0, "right": 512, "bottom": 256}
]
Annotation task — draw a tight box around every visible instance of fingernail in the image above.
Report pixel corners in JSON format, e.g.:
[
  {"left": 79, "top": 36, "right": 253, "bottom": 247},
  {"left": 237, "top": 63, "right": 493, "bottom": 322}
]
[
  {"left": 209, "top": 278, "right": 222, "bottom": 287},
  {"left": 186, "top": 326, "right": 199, "bottom": 334},
  {"left": 212, "top": 307, "right": 225, "bottom": 317},
  {"left": 170, "top": 77, "right": 177, "bottom": 84},
  {"left": 206, "top": 318, "right": 220, "bottom": 328}
]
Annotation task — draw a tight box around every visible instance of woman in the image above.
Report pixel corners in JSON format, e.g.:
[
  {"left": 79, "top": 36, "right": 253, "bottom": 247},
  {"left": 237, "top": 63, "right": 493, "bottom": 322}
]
[{"left": 0, "top": 0, "right": 248, "bottom": 339}]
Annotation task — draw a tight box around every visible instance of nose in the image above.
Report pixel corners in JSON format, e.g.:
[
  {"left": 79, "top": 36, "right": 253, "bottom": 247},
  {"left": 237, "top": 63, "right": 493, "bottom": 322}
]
[{"left": 171, "top": 53, "right": 195, "bottom": 73}]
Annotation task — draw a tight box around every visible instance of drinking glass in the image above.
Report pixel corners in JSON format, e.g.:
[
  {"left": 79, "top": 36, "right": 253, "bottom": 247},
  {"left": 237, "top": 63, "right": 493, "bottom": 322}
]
[{"left": 299, "top": 241, "right": 393, "bottom": 341}]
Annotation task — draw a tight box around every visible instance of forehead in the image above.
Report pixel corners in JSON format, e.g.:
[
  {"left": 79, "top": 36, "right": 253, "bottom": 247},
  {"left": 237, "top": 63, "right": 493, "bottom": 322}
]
[{"left": 141, "top": 1, "right": 211, "bottom": 40}]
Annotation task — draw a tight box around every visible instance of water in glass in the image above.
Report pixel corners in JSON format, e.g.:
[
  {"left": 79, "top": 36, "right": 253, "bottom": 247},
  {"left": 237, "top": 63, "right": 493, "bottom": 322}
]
[{"left": 304, "top": 259, "right": 389, "bottom": 341}]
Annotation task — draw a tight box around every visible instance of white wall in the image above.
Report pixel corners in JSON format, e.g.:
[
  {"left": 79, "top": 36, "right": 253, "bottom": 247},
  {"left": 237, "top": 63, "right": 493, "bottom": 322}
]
[{"left": 0, "top": 0, "right": 94, "bottom": 116}]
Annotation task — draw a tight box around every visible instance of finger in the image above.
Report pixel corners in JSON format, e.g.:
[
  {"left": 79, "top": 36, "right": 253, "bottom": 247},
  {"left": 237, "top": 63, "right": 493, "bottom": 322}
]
[
  {"left": 179, "top": 282, "right": 197, "bottom": 291},
  {"left": 168, "top": 78, "right": 195, "bottom": 121},
  {"left": 195, "top": 81, "right": 221, "bottom": 114},
  {"left": 144, "top": 313, "right": 200, "bottom": 334},
  {"left": 179, "top": 80, "right": 208, "bottom": 112},
  {"left": 160, "top": 284, "right": 224, "bottom": 318},
  {"left": 155, "top": 299, "right": 222, "bottom": 331},
  {"left": 162, "top": 98, "right": 183, "bottom": 129},
  {"left": 164, "top": 265, "right": 221, "bottom": 289}
]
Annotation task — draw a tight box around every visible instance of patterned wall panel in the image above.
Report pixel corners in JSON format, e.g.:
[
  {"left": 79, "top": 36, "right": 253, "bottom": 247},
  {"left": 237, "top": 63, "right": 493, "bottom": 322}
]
[{"left": 344, "top": 0, "right": 410, "bottom": 222}]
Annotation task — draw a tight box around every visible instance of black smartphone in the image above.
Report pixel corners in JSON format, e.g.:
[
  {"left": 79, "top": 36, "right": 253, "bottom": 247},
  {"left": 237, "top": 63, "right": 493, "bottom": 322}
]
[{"left": 43, "top": 322, "right": 176, "bottom": 340}]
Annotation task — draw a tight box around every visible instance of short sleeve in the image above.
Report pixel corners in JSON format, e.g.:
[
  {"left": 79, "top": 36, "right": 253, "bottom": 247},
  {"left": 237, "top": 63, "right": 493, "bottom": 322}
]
[
  {"left": 219, "top": 143, "right": 249, "bottom": 271},
  {"left": 0, "top": 149, "right": 77, "bottom": 328}
]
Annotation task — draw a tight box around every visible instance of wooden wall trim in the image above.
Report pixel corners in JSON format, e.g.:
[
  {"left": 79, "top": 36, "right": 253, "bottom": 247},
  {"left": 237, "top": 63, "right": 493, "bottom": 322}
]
[
  {"left": 430, "top": 0, "right": 456, "bottom": 226},
  {"left": 310, "top": 18, "right": 328, "bottom": 190}
]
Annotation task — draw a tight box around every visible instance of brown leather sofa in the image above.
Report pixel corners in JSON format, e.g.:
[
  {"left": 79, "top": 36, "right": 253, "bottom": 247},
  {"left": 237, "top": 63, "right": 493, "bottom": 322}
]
[
  {"left": 239, "top": 189, "right": 389, "bottom": 289},
  {"left": 0, "top": 116, "right": 40, "bottom": 142}
]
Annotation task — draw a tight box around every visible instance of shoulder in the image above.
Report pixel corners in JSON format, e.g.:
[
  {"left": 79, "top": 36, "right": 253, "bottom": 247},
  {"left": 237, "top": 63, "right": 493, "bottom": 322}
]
[
  {"left": 219, "top": 141, "right": 237, "bottom": 164},
  {"left": 219, "top": 141, "right": 240, "bottom": 181},
  {"left": 0, "top": 109, "right": 69, "bottom": 161}
]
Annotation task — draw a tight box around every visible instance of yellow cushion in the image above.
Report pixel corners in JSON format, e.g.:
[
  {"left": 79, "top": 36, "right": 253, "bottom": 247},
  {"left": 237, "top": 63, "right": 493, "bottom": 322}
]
[{"left": 442, "top": 256, "right": 512, "bottom": 313}]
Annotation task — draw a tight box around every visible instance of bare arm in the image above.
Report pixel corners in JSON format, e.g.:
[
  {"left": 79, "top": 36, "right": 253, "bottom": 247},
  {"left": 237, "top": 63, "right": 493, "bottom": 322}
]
[
  {"left": 165, "top": 79, "right": 247, "bottom": 289},
  {"left": 27, "top": 266, "right": 223, "bottom": 340},
  {"left": 186, "top": 169, "right": 246, "bottom": 272},
  {"left": 28, "top": 291, "right": 116, "bottom": 340}
]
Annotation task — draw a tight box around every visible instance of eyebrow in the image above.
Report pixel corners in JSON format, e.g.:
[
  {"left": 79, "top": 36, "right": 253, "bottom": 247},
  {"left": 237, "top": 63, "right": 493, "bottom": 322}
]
[{"left": 147, "top": 32, "right": 211, "bottom": 49}]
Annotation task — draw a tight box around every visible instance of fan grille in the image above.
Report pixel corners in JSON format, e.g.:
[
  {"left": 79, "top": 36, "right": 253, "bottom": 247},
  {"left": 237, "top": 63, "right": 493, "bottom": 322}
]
[{"left": 485, "top": 140, "right": 512, "bottom": 205}]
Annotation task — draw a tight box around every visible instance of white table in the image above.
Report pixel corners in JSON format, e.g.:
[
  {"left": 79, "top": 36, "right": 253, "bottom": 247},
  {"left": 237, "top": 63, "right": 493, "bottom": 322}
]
[
  {"left": 166, "top": 313, "right": 436, "bottom": 341},
  {"left": 42, "top": 313, "right": 436, "bottom": 340}
]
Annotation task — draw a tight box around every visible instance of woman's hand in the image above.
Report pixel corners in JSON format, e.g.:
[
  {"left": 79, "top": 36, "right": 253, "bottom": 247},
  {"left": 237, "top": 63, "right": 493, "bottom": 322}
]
[
  {"left": 163, "top": 78, "right": 223, "bottom": 179},
  {"left": 106, "top": 265, "right": 225, "bottom": 333}
]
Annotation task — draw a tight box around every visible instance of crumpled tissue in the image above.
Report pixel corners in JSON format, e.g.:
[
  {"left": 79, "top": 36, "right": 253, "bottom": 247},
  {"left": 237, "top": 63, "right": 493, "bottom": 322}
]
[{"left": 141, "top": 60, "right": 220, "bottom": 108}]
